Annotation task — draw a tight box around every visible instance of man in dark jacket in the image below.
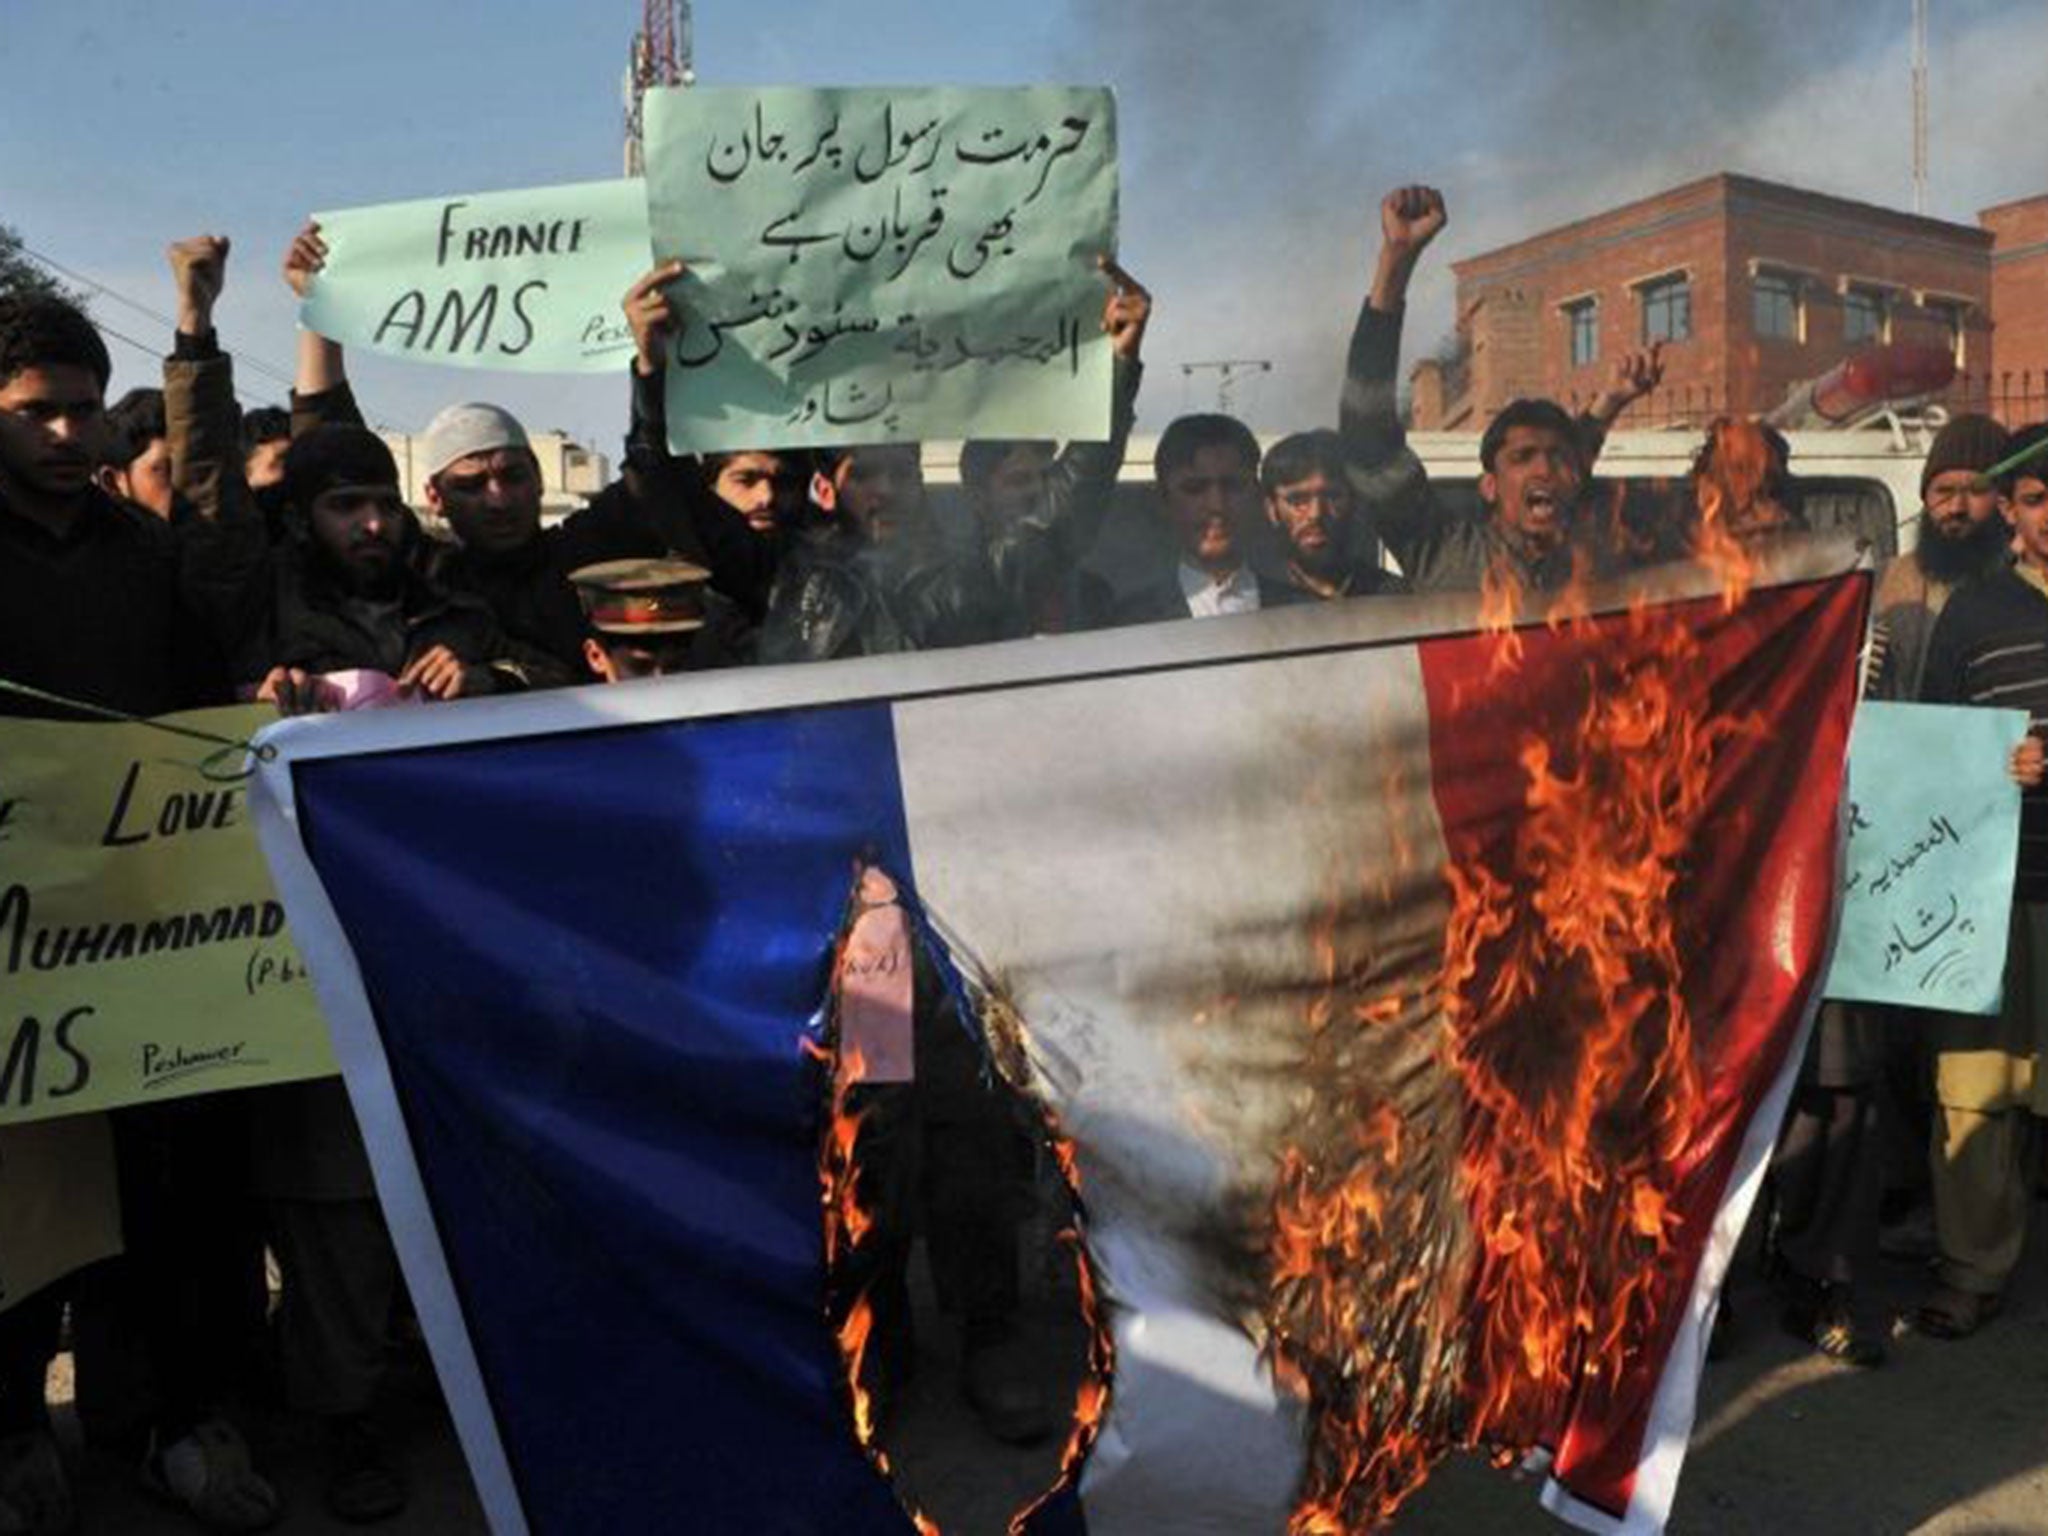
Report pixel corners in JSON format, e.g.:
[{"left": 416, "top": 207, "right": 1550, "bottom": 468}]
[
  {"left": 1260, "top": 428, "right": 1409, "bottom": 603},
  {"left": 1867, "top": 415, "right": 2014, "bottom": 703},
  {"left": 281, "top": 228, "right": 727, "bottom": 678},
  {"left": 737, "top": 262, "right": 1150, "bottom": 662},
  {"left": 1912, "top": 424, "right": 2048, "bottom": 1342},
  {"left": 244, "top": 425, "right": 550, "bottom": 708},
  {"left": 1, "top": 278, "right": 280, "bottom": 1535},
  {"left": 166, "top": 235, "right": 559, "bottom": 704},
  {"left": 1337, "top": 185, "right": 1662, "bottom": 595},
  {"left": 1108, "top": 411, "right": 1302, "bottom": 623}
]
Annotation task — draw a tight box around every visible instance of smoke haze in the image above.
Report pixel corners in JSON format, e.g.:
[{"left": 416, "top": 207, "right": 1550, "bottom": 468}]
[{"left": 1057, "top": 0, "right": 2043, "bottom": 429}]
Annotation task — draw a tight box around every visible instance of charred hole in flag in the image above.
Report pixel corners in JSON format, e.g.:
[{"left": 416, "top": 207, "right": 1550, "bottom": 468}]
[{"left": 813, "top": 861, "right": 1112, "bottom": 1536}]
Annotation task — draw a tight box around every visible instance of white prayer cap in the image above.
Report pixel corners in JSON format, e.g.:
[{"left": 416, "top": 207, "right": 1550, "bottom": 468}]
[{"left": 421, "top": 402, "right": 531, "bottom": 479}]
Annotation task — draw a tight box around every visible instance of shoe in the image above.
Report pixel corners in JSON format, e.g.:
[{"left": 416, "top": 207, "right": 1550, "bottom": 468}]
[
  {"left": 323, "top": 1415, "right": 406, "bottom": 1525},
  {"left": 1910, "top": 1283, "right": 2002, "bottom": 1341},
  {"left": 141, "top": 1418, "right": 282, "bottom": 1533},
  {"left": 0, "top": 1432, "right": 72, "bottom": 1536},
  {"left": 962, "top": 1330, "right": 1056, "bottom": 1446},
  {"left": 1781, "top": 1279, "right": 1884, "bottom": 1367}
]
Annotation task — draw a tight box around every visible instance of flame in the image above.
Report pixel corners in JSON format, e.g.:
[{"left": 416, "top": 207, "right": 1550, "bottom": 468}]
[
  {"left": 1007, "top": 1213, "right": 1116, "bottom": 1536},
  {"left": 1448, "top": 596, "right": 1728, "bottom": 1453},
  {"left": 817, "top": 884, "right": 945, "bottom": 1533},
  {"left": 1691, "top": 419, "right": 1775, "bottom": 607},
  {"left": 1264, "top": 573, "right": 1757, "bottom": 1528},
  {"left": 818, "top": 875, "right": 1117, "bottom": 1536},
  {"left": 1476, "top": 562, "right": 1526, "bottom": 677}
]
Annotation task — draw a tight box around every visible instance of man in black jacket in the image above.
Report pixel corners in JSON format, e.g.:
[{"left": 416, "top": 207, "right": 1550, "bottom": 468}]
[
  {"left": 1337, "top": 185, "right": 1662, "bottom": 595},
  {"left": 244, "top": 425, "right": 549, "bottom": 709},
  {"left": 1913, "top": 424, "right": 2048, "bottom": 1342},
  {"left": 281, "top": 229, "right": 724, "bottom": 678},
  {"left": 1108, "top": 411, "right": 1301, "bottom": 624},
  {"left": 719, "top": 260, "right": 1150, "bottom": 663},
  {"left": 1260, "top": 429, "right": 1409, "bottom": 603},
  {"left": 0, "top": 280, "right": 280, "bottom": 1535}
]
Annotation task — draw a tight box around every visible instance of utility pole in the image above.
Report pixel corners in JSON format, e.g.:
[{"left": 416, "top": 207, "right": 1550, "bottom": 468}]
[
  {"left": 1181, "top": 358, "right": 1273, "bottom": 417},
  {"left": 1911, "top": 0, "right": 1929, "bottom": 215},
  {"left": 624, "top": 0, "right": 694, "bottom": 177}
]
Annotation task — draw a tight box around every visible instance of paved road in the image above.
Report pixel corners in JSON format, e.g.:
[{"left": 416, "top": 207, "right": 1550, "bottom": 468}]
[{"left": 62, "top": 1208, "right": 2048, "bottom": 1534}]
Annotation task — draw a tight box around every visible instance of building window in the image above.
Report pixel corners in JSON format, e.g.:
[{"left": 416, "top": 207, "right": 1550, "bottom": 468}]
[
  {"left": 1752, "top": 273, "right": 1802, "bottom": 341},
  {"left": 1926, "top": 300, "right": 1967, "bottom": 366},
  {"left": 1564, "top": 298, "right": 1598, "bottom": 368},
  {"left": 1640, "top": 275, "right": 1691, "bottom": 344},
  {"left": 1843, "top": 287, "right": 1888, "bottom": 346}
]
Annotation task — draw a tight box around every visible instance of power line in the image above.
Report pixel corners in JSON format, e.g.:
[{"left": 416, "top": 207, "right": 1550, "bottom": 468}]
[
  {"left": 90, "top": 315, "right": 267, "bottom": 413},
  {"left": 21, "top": 244, "right": 301, "bottom": 398}
]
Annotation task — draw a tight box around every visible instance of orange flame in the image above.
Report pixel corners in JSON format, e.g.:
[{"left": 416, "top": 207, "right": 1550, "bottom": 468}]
[
  {"left": 1447, "top": 598, "right": 1722, "bottom": 1450},
  {"left": 1005, "top": 1118, "right": 1116, "bottom": 1535},
  {"left": 1476, "top": 562, "right": 1527, "bottom": 681},
  {"left": 817, "top": 883, "right": 945, "bottom": 1532},
  {"left": 819, "top": 874, "right": 1118, "bottom": 1536},
  {"left": 1266, "top": 574, "right": 1757, "bottom": 1529},
  {"left": 1691, "top": 419, "right": 1776, "bottom": 607}
]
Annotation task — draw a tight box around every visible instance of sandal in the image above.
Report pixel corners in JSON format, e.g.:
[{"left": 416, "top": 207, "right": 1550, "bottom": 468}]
[
  {"left": 1779, "top": 1279, "right": 1885, "bottom": 1367},
  {"left": 141, "top": 1418, "right": 282, "bottom": 1533},
  {"left": 1912, "top": 1283, "right": 2003, "bottom": 1341}
]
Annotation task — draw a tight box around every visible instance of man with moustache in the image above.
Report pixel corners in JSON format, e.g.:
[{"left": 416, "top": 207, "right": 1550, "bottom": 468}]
[
  {"left": 1337, "top": 185, "right": 1661, "bottom": 593},
  {"left": 1110, "top": 412, "right": 1296, "bottom": 622},
  {"left": 745, "top": 261, "right": 1151, "bottom": 660},
  {"left": 0, "top": 283, "right": 283, "bottom": 1535},
  {"left": 1260, "top": 428, "right": 1409, "bottom": 602},
  {"left": 1914, "top": 424, "right": 2048, "bottom": 1340},
  {"left": 1762, "top": 415, "right": 2017, "bottom": 1363},
  {"left": 237, "top": 425, "right": 538, "bottom": 707},
  {"left": 1867, "top": 415, "right": 2014, "bottom": 703},
  {"left": 282, "top": 229, "right": 718, "bottom": 678}
]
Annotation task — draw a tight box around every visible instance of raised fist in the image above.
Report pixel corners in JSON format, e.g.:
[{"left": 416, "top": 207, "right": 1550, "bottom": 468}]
[{"left": 1380, "top": 186, "right": 1447, "bottom": 258}]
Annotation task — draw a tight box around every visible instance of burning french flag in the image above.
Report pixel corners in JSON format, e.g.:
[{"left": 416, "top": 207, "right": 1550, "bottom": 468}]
[{"left": 251, "top": 543, "right": 1866, "bottom": 1536}]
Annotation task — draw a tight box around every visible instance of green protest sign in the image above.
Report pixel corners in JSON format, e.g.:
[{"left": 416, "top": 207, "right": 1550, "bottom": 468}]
[
  {"left": 642, "top": 85, "right": 1118, "bottom": 452},
  {"left": 1823, "top": 701, "right": 2029, "bottom": 1014},
  {"left": 302, "top": 178, "right": 654, "bottom": 374},
  {"left": 0, "top": 707, "right": 336, "bottom": 1124}
]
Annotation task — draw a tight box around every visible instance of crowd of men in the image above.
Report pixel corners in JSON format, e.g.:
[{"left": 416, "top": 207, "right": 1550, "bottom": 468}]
[{"left": 2, "top": 180, "right": 2046, "bottom": 1533}]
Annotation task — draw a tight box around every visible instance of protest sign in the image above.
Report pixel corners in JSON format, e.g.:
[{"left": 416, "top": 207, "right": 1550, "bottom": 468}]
[
  {"left": 1823, "top": 701, "right": 2029, "bottom": 1014},
  {"left": 301, "top": 178, "right": 654, "bottom": 373},
  {"left": 0, "top": 707, "right": 335, "bottom": 1125},
  {"left": 642, "top": 85, "right": 1118, "bottom": 452}
]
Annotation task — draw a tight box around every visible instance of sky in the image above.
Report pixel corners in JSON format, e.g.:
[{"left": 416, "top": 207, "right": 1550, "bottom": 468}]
[{"left": 3, "top": 0, "right": 2042, "bottom": 459}]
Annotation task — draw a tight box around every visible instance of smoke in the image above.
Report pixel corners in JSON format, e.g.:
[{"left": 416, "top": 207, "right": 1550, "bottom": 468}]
[{"left": 1056, "top": 0, "right": 2041, "bottom": 431}]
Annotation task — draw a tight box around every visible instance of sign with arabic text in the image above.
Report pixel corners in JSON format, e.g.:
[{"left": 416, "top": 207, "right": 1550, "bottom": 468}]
[
  {"left": 302, "top": 178, "right": 654, "bottom": 374},
  {"left": 643, "top": 85, "right": 1117, "bottom": 452},
  {"left": 1823, "top": 701, "right": 2029, "bottom": 1013},
  {"left": 0, "top": 707, "right": 337, "bottom": 1124}
]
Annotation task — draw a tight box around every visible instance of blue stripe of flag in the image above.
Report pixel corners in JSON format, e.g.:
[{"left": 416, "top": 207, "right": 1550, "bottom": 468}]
[{"left": 296, "top": 702, "right": 929, "bottom": 1534}]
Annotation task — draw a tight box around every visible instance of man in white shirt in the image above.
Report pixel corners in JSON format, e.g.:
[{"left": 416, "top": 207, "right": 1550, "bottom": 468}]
[{"left": 1115, "top": 413, "right": 1289, "bottom": 623}]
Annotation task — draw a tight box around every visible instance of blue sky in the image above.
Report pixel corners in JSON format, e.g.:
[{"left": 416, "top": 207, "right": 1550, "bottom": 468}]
[{"left": 4, "top": 0, "right": 2040, "bottom": 455}]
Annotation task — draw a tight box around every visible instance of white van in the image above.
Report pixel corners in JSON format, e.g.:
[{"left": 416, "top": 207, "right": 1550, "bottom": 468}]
[{"left": 923, "top": 421, "right": 1933, "bottom": 594}]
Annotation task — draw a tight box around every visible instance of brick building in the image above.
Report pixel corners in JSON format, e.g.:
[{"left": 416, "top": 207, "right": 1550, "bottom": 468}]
[{"left": 1410, "top": 173, "right": 2048, "bottom": 431}]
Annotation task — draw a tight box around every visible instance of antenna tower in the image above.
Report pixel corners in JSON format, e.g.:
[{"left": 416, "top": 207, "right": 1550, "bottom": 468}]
[
  {"left": 624, "top": 0, "right": 695, "bottom": 176},
  {"left": 1911, "top": 0, "right": 1929, "bottom": 214}
]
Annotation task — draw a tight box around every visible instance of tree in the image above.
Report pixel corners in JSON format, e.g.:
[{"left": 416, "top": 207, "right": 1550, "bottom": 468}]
[{"left": 0, "top": 223, "right": 84, "bottom": 304}]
